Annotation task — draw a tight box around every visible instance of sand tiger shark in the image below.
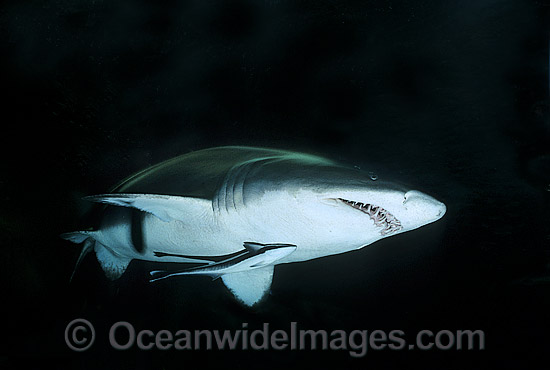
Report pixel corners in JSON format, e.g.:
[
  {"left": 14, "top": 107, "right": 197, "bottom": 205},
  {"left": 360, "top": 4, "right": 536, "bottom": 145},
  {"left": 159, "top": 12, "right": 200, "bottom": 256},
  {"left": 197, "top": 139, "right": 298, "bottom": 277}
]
[{"left": 62, "top": 146, "right": 446, "bottom": 306}]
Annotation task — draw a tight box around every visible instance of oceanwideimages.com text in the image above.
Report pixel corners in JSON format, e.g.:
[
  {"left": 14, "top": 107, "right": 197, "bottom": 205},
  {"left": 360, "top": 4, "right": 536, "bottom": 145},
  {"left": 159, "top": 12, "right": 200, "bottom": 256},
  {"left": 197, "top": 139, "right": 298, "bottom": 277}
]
[{"left": 65, "top": 319, "right": 485, "bottom": 357}]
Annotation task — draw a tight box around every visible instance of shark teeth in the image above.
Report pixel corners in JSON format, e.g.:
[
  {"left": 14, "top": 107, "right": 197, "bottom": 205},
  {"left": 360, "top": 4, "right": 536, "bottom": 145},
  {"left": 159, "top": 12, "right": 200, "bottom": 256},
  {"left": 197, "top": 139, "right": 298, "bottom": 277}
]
[{"left": 338, "top": 198, "right": 403, "bottom": 236}]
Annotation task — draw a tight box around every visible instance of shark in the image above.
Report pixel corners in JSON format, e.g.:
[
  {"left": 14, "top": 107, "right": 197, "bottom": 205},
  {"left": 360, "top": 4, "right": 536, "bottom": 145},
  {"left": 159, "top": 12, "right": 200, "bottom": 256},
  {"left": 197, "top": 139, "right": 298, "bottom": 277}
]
[{"left": 62, "top": 146, "right": 446, "bottom": 306}]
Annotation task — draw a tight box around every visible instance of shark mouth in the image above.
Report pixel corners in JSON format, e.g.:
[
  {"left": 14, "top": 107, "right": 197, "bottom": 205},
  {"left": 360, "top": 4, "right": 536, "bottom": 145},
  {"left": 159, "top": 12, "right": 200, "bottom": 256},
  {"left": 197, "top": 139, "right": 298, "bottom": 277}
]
[{"left": 338, "top": 198, "right": 403, "bottom": 236}]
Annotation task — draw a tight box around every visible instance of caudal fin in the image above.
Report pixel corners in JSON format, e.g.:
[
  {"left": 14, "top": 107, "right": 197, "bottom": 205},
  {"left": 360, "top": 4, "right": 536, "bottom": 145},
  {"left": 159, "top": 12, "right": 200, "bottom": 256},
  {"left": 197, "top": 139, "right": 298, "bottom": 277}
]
[
  {"left": 60, "top": 231, "right": 97, "bottom": 281},
  {"left": 60, "top": 231, "right": 95, "bottom": 244},
  {"left": 61, "top": 230, "right": 132, "bottom": 281}
]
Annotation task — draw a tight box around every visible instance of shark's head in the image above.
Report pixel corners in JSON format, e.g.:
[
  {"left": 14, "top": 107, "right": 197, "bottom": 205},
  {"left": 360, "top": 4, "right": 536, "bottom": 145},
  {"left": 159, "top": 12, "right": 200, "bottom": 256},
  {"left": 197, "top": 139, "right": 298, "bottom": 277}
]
[
  {"left": 241, "top": 161, "right": 446, "bottom": 254},
  {"left": 284, "top": 178, "right": 446, "bottom": 253},
  {"left": 325, "top": 187, "right": 445, "bottom": 234},
  {"left": 220, "top": 153, "right": 446, "bottom": 258}
]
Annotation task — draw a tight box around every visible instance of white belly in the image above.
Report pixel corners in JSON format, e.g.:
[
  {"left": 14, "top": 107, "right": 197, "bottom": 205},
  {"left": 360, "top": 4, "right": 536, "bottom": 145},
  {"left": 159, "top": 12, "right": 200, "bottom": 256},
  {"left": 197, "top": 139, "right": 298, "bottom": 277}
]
[
  {"left": 96, "top": 207, "right": 241, "bottom": 262},
  {"left": 94, "top": 204, "right": 358, "bottom": 266}
]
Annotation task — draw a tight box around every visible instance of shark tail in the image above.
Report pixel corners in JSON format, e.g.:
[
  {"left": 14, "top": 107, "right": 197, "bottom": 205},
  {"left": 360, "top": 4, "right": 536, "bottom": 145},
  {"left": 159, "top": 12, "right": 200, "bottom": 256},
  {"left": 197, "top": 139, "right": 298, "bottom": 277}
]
[
  {"left": 61, "top": 230, "right": 131, "bottom": 281},
  {"left": 60, "top": 231, "right": 97, "bottom": 281}
]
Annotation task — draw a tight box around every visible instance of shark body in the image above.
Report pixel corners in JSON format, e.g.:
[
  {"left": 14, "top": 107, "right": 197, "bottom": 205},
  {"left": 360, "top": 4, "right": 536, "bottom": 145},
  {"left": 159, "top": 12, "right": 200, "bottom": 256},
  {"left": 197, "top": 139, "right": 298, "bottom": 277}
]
[{"left": 62, "top": 146, "right": 446, "bottom": 306}]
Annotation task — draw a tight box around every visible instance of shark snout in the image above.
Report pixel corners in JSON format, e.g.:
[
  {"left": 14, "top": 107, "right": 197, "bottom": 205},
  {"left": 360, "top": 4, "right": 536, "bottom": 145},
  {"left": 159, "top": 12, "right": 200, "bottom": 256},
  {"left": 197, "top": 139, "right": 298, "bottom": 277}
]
[
  {"left": 436, "top": 203, "right": 447, "bottom": 218},
  {"left": 402, "top": 190, "right": 446, "bottom": 224}
]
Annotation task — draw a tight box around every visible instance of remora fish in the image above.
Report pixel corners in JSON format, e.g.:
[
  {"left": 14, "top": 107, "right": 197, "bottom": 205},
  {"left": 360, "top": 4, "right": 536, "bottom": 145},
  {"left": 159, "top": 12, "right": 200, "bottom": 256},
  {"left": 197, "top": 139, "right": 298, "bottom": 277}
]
[
  {"left": 150, "top": 242, "right": 297, "bottom": 281},
  {"left": 62, "top": 146, "right": 446, "bottom": 306}
]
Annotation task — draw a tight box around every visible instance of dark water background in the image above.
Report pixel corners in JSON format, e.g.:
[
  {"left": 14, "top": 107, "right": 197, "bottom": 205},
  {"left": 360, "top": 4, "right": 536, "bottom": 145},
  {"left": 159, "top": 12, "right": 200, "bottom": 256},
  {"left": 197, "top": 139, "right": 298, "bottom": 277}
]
[{"left": 1, "top": 0, "right": 549, "bottom": 369}]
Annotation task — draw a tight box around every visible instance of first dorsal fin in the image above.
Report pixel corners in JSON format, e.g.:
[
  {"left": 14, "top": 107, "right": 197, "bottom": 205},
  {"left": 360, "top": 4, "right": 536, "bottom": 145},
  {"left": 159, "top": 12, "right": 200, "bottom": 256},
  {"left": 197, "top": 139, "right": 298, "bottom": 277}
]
[{"left": 84, "top": 193, "right": 212, "bottom": 222}]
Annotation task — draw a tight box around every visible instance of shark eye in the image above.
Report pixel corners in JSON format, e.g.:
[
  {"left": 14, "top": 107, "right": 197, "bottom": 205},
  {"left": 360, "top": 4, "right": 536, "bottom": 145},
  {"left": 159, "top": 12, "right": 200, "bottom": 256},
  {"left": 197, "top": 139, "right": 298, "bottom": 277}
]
[{"left": 368, "top": 172, "right": 378, "bottom": 181}]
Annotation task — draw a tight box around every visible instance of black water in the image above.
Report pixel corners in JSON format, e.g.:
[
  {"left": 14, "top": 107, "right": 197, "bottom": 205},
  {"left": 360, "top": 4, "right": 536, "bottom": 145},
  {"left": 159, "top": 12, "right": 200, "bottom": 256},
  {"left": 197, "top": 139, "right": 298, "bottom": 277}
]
[{"left": 1, "top": 1, "right": 549, "bottom": 369}]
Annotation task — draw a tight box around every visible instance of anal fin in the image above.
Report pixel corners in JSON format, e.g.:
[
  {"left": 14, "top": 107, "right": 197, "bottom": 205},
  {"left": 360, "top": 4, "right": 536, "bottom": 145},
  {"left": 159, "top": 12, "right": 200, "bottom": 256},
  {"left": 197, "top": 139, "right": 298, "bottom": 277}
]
[
  {"left": 95, "top": 244, "right": 131, "bottom": 280},
  {"left": 221, "top": 266, "right": 274, "bottom": 307}
]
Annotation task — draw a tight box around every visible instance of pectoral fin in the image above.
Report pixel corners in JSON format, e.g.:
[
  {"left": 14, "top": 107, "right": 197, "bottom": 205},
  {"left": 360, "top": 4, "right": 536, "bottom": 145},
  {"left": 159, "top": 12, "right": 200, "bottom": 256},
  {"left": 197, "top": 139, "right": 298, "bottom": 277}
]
[
  {"left": 150, "top": 266, "right": 275, "bottom": 306},
  {"left": 84, "top": 193, "right": 211, "bottom": 222},
  {"left": 221, "top": 266, "right": 274, "bottom": 307}
]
